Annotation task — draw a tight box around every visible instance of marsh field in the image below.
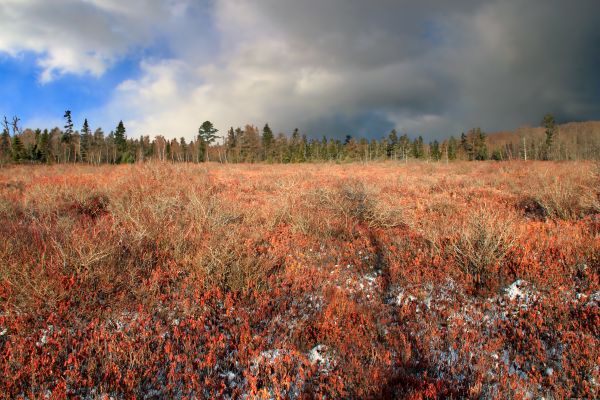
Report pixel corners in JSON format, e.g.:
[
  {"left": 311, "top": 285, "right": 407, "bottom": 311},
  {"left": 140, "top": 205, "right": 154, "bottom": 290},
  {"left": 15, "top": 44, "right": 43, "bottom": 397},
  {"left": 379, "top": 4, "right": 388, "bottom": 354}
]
[{"left": 0, "top": 161, "right": 598, "bottom": 399}]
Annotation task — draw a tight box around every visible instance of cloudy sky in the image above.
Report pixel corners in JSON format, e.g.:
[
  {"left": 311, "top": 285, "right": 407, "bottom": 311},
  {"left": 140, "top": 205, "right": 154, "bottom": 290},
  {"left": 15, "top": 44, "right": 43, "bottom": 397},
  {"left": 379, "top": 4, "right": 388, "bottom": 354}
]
[{"left": 1, "top": 0, "right": 599, "bottom": 140}]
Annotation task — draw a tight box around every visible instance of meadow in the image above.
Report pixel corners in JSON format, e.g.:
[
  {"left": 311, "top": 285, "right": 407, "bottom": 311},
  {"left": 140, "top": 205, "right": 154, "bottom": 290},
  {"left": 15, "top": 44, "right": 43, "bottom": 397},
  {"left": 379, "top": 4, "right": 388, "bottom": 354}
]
[{"left": 0, "top": 161, "right": 598, "bottom": 399}]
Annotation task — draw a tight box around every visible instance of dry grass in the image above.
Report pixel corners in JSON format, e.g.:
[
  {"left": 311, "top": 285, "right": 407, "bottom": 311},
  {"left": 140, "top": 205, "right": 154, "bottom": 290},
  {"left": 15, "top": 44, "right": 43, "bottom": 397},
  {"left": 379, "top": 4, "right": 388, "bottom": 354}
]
[{"left": 0, "top": 161, "right": 598, "bottom": 399}]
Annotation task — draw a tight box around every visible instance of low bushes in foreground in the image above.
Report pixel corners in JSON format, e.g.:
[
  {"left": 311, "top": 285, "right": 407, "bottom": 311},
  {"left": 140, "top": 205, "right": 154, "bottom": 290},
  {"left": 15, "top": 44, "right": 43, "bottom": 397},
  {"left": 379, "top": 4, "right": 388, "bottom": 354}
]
[{"left": 0, "top": 161, "right": 598, "bottom": 399}]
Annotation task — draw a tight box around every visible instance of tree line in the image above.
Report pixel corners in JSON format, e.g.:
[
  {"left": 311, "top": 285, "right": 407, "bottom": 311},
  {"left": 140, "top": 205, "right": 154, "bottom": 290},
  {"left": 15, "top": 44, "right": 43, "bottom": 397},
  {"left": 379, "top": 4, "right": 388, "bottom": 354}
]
[{"left": 1, "top": 112, "right": 597, "bottom": 165}]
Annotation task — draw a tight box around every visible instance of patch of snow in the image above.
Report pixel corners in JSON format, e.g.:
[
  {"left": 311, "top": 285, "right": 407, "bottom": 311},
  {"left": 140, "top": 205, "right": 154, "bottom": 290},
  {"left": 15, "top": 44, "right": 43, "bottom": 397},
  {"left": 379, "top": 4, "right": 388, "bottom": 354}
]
[
  {"left": 225, "top": 371, "right": 236, "bottom": 381},
  {"left": 143, "top": 389, "right": 163, "bottom": 399},
  {"left": 36, "top": 325, "right": 54, "bottom": 347},
  {"left": 308, "top": 345, "right": 328, "bottom": 364},
  {"left": 505, "top": 280, "right": 527, "bottom": 300},
  {"left": 395, "top": 290, "right": 417, "bottom": 306},
  {"left": 256, "top": 349, "right": 285, "bottom": 364},
  {"left": 586, "top": 291, "right": 600, "bottom": 308},
  {"left": 423, "top": 296, "right": 432, "bottom": 309}
]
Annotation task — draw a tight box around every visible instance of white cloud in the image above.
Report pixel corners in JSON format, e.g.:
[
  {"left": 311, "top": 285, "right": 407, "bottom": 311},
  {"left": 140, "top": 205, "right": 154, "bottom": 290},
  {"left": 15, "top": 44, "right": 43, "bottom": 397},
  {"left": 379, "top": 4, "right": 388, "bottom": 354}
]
[
  {"left": 0, "top": 0, "right": 191, "bottom": 82},
  {"left": 100, "top": 0, "right": 470, "bottom": 139}
]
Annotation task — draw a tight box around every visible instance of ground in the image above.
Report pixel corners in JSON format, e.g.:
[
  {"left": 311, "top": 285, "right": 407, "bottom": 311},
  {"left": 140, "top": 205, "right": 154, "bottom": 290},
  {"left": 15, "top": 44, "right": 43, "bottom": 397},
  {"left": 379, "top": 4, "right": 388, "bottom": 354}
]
[{"left": 0, "top": 161, "right": 598, "bottom": 399}]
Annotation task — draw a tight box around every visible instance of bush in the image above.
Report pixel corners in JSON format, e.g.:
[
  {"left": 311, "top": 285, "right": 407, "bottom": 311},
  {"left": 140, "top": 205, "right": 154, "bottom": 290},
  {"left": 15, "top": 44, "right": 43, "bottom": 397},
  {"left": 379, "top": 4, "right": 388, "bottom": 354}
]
[
  {"left": 448, "top": 207, "right": 516, "bottom": 291},
  {"left": 519, "top": 170, "right": 600, "bottom": 220}
]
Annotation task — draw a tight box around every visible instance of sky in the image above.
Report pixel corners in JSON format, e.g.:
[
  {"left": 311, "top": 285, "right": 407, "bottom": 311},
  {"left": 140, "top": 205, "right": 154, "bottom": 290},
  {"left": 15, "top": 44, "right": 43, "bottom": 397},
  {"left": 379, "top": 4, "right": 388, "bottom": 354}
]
[{"left": 1, "top": 0, "right": 599, "bottom": 141}]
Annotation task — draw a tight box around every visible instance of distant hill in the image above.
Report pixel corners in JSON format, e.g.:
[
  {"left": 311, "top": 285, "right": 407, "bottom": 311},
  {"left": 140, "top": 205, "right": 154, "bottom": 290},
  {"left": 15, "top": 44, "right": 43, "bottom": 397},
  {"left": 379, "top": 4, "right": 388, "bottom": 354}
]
[{"left": 486, "top": 120, "right": 600, "bottom": 160}]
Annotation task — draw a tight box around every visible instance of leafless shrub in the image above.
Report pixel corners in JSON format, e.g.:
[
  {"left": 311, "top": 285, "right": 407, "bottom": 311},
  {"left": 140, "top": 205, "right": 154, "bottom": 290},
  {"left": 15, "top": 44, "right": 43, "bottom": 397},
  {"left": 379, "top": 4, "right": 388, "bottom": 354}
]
[
  {"left": 188, "top": 192, "right": 244, "bottom": 231},
  {"left": 518, "top": 170, "right": 599, "bottom": 220},
  {"left": 69, "top": 193, "right": 110, "bottom": 219},
  {"left": 448, "top": 207, "right": 517, "bottom": 290},
  {"left": 198, "top": 230, "right": 277, "bottom": 291},
  {"left": 306, "top": 180, "right": 405, "bottom": 231},
  {"left": 0, "top": 180, "right": 25, "bottom": 192}
]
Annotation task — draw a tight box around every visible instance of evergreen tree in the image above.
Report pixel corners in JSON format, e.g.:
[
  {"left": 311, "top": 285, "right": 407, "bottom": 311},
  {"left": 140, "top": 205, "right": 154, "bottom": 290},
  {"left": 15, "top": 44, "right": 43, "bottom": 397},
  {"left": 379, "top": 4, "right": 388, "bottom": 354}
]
[
  {"left": 300, "top": 134, "right": 309, "bottom": 161},
  {"left": 387, "top": 129, "right": 398, "bottom": 159},
  {"left": 226, "top": 127, "right": 236, "bottom": 149},
  {"left": 472, "top": 128, "right": 488, "bottom": 160},
  {"left": 12, "top": 135, "right": 24, "bottom": 161},
  {"left": 62, "top": 110, "right": 73, "bottom": 143},
  {"left": 62, "top": 110, "right": 74, "bottom": 162},
  {"left": 412, "top": 136, "right": 424, "bottom": 159},
  {"left": 198, "top": 121, "right": 219, "bottom": 161},
  {"left": 447, "top": 136, "right": 458, "bottom": 160},
  {"left": 261, "top": 123, "right": 274, "bottom": 160},
  {"left": 109, "top": 121, "right": 134, "bottom": 164},
  {"left": 81, "top": 119, "right": 91, "bottom": 162},
  {"left": 460, "top": 132, "right": 472, "bottom": 160},
  {"left": 290, "top": 129, "right": 302, "bottom": 162},
  {"left": 542, "top": 113, "right": 557, "bottom": 160},
  {"left": 114, "top": 120, "right": 128, "bottom": 162},
  {"left": 0, "top": 127, "right": 11, "bottom": 162},
  {"left": 430, "top": 140, "right": 442, "bottom": 161},
  {"left": 114, "top": 121, "right": 127, "bottom": 152},
  {"left": 29, "top": 129, "right": 42, "bottom": 161},
  {"left": 39, "top": 129, "right": 50, "bottom": 163}
]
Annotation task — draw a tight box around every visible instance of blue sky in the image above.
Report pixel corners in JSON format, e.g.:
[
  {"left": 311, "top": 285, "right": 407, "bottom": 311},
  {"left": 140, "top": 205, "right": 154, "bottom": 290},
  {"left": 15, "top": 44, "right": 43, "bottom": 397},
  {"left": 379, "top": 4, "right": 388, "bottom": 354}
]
[
  {"left": 1, "top": 0, "right": 599, "bottom": 140},
  {"left": 0, "top": 52, "right": 142, "bottom": 130}
]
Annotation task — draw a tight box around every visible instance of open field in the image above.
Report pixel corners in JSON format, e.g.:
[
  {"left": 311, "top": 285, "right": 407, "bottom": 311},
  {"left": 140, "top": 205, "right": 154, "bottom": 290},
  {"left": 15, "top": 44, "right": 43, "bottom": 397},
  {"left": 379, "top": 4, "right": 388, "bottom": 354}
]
[{"left": 0, "top": 161, "right": 598, "bottom": 399}]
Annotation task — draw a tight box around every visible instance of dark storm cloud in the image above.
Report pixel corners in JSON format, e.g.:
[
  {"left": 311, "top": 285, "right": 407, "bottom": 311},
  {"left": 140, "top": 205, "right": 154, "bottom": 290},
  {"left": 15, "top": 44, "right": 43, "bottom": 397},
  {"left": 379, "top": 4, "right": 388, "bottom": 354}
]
[{"left": 229, "top": 0, "right": 600, "bottom": 139}]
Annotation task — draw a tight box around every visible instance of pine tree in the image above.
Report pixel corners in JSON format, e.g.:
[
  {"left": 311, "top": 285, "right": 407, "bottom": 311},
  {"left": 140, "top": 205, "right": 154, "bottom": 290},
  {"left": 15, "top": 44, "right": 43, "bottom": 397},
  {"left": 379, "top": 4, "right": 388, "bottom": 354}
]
[
  {"left": 29, "top": 129, "right": 42, "bottom": 161},
  {"left": 542, "top": 114, "right": 556, "bottom": 160},
  {"left": 412, "top": 136, "right": 424, "bottom": 159},
  {"left": 289, "top": 129, "right": 302, "bottom": 162},
  {"left": 198, "top": 121, "right": 219, "bottom": 162},
  {"left": 387, "top": 129, "right": 398, "bottom": 159},
  {"left": 460, "top": 132, "right": 472, "bottom": 160},
  {"left": 447, "top": 136, "right": 458, "bottom": 160},
  {"left": 62, "top": 110, "right": 73, "bottom": 143},
  {"left": 81, "top": 119, "right": 91, "bottom": 162},
  {"left": 112, "top": 121, "right": 128, "bottom": 163},
  {"left": 12, "top": 135, "right": 24, "bottom": 161},
  {"left": 430, "top": 140, "right": 441, "bottom": 161},
  {"left": 226, "top": 127, "right": 236, "bottom": 149},
  {"left": 63, "top": 109, "right": 73, "bottom": 132},
  {"left": 0, "top": 127, "right": 11, "bottom": 162},
  {"left": 62, "top": 110, "right": 74, "bottom": 162},
  {"left": 471, "top": 128, "right": 488, "bottom": 160},
  {"left": 262, "top": 123, "right": 274, "bottom": 161},
  {"left": 39, "top": 129, "right": 50, "bottom": 163}
]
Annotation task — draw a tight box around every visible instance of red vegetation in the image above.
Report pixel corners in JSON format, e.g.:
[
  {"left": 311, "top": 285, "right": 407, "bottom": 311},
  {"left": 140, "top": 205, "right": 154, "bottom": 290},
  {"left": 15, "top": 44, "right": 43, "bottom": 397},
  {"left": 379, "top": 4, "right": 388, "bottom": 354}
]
[{"left": 0, "top": 161, "right": 598, "bottom": 399}]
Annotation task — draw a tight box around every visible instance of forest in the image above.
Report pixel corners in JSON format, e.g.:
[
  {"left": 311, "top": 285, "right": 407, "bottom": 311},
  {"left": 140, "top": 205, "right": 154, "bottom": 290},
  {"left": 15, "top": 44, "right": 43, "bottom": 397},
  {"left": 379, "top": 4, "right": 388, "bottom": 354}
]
[{"left": 3, "top": 113, "right": 600, "bottom": 166}]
